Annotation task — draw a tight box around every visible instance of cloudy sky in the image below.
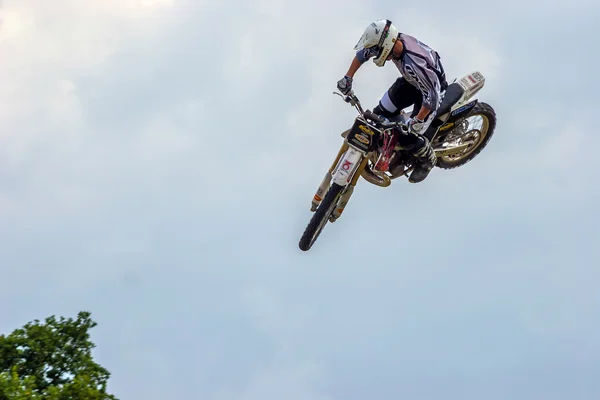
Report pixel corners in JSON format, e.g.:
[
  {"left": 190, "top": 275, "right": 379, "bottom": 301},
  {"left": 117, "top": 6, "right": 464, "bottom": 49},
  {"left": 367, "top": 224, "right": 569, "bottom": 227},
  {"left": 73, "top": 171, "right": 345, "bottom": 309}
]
[{"left": 1, "top": 0, "right": 599, "bottom": 399}]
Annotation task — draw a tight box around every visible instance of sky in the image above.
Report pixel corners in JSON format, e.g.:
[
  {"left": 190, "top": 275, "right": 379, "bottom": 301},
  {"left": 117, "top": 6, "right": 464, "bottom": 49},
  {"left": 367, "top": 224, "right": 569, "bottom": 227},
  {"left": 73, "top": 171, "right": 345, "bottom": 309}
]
[{"left": 1, "top": 0, "right": 599, "bottom": 399}]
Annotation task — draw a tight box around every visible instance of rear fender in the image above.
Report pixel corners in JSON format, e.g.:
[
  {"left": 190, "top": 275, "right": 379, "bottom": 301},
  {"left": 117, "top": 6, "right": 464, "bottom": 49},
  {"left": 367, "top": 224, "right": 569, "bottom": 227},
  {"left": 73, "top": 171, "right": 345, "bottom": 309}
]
[
  {"left": 436, "top": 71, "right": 486, "bottom": 132},
  {"left": 452, "top": 71, "right": 486, "bottom": 110}
]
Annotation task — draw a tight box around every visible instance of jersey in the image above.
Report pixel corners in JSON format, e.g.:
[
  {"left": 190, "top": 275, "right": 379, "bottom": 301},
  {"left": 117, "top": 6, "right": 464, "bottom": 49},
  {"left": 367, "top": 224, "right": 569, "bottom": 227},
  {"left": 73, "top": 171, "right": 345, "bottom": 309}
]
[{"left": 356, "top": 33, "right": 447, "bottom": 112}]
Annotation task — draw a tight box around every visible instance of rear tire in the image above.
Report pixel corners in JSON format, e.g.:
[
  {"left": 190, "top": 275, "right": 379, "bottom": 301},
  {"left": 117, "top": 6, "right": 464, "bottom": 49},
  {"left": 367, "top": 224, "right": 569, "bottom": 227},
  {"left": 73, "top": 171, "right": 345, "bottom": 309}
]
[
  {"left": 435, "top": 102, "right": 497, "bottom": 169},
  {"left": 299, "top": 183, "right": 344, "bottom": 251}
]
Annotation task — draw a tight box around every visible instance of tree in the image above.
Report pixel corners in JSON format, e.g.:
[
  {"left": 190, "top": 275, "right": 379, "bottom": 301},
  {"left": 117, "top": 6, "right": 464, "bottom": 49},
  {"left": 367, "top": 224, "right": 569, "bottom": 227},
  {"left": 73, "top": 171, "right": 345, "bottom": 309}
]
[{"left": 0, "top": 311, "right": 118, "bottom": 399}]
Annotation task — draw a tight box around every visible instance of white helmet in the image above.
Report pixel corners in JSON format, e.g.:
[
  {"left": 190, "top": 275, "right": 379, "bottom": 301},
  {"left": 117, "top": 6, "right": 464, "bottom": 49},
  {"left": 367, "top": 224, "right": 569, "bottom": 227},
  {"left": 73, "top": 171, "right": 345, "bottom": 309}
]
[{"left": 353, "top": 19, "right": 399, "bottom": 67}]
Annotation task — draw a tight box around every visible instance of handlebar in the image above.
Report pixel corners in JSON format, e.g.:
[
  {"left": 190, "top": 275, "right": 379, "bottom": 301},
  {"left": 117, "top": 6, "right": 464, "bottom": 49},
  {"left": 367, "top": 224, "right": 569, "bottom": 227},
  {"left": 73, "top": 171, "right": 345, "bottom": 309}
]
[{"left": 333, "top": 90, "right": 407, "bottom": 131}]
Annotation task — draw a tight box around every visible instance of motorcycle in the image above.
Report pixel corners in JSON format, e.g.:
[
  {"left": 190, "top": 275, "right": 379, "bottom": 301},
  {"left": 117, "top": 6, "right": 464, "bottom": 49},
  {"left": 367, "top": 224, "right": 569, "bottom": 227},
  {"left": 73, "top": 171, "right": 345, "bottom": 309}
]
[{"left": 298, "top": 70, "right": 497, "bottom": 251}]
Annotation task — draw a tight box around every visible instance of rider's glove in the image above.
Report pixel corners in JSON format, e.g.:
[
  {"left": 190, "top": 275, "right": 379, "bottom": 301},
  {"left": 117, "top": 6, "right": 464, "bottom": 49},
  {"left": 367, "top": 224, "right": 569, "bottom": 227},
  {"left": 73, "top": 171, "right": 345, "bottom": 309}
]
[
  {"left": 337, "top": 75, "right": 353, "bottom": 95},
  {"left": 405, "top": 117, "right": 426, "bottom": 135}
]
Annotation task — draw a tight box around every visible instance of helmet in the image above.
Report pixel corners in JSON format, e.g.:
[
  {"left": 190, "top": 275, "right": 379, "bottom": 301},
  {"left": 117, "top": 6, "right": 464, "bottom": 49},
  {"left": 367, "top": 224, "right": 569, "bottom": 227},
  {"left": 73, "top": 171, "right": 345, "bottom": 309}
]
[{"left": 353, "top": 20, "right": 399, "bottom": 67}]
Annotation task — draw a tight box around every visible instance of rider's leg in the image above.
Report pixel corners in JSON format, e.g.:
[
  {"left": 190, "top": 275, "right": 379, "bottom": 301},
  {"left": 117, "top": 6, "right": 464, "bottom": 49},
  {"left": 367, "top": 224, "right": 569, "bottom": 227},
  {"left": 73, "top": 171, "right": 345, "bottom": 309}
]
[
  {"left": 373, "top": 77, "right": 420, "bottom": 119},
  {"left": 407, "top": 109, "right": 437, "bottom": 183},
  {"left": 375, "top": 79, "right": 437, "bottom": 183}
]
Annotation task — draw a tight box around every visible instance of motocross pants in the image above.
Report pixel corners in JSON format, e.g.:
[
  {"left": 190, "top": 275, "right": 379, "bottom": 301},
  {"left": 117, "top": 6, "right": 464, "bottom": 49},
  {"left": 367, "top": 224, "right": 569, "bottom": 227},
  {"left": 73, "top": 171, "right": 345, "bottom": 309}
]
[{"left": 372, "top": 77, "right": 436, "bottom": 152}]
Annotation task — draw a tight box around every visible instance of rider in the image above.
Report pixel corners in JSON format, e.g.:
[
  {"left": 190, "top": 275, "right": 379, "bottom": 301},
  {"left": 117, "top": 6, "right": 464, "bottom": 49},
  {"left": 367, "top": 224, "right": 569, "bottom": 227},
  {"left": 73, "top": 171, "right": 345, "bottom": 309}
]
[{"left": 337, "top": 19, "right": 448, "bottom": 183}]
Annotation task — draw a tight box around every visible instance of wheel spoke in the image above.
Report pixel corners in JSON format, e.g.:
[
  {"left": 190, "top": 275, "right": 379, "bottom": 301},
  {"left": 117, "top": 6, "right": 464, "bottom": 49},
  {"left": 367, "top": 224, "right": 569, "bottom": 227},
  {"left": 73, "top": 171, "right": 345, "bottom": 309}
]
[{"left": 438, "top": 114, "right": 489, "bottom": 163}]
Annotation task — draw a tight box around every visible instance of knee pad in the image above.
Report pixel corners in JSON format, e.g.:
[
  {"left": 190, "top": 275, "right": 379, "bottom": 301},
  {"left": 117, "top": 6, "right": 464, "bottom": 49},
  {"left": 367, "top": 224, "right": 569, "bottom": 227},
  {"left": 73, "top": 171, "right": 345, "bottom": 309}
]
[{"left": 373, "top": 104, "right": 395, "bottom": 118}]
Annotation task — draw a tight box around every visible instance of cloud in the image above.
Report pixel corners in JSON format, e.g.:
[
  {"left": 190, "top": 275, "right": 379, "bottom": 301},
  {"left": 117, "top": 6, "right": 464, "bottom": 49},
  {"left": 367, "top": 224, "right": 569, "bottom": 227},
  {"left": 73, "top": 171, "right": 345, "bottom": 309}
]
[{"left": 1, "top": 1, "right": 599, "bottom": 400}]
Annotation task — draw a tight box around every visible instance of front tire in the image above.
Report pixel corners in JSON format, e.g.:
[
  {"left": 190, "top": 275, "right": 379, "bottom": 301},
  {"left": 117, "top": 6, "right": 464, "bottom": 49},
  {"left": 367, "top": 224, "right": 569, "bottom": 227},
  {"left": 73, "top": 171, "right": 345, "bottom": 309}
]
[
  {"left": 435, "top": 102, "right": 497, "bottom": 169},
  {"left": 299, "top": 182, "right": 344, "bottom": 251}
]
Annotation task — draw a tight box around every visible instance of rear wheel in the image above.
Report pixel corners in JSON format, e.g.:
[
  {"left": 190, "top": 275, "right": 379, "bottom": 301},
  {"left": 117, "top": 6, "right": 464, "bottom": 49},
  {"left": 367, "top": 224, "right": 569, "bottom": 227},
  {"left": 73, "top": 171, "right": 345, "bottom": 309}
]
[
  {"left": 435, "top": 102, "right": 497, "bottom": 169},
  {"left": 299, "top": 182, "right": 344, "bottom": 251}
]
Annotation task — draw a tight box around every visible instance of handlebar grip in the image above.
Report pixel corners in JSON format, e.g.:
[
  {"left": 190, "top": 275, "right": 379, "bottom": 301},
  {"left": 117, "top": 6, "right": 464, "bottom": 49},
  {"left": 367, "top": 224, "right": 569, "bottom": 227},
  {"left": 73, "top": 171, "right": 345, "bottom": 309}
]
[
  {"left": 363, "top": 110, "right": 383, "bottom": 123},
  {"left": 363, "top": 110, "right": 406, "bottom": 130}
]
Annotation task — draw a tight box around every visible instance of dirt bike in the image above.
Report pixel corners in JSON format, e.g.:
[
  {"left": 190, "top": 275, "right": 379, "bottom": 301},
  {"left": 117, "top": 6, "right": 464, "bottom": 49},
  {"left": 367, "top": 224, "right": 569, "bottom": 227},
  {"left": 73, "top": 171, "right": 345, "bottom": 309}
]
[{"left": 298, "top": 70, "right": 497, "bottom": 251}]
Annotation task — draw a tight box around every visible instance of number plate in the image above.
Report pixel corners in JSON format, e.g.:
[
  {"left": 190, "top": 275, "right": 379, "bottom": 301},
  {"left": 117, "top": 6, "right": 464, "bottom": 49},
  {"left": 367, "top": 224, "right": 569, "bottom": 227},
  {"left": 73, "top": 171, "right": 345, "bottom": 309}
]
[{"left": 346, "top": 117, "right": 379, "bottom": 152}]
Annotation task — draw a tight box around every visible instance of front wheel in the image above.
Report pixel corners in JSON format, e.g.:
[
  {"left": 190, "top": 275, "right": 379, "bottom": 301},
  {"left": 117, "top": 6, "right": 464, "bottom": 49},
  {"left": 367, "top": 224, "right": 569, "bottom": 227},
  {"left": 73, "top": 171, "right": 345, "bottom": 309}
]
[
  {"left": 435, "top": 102, "right": 497, "bottom": 169},
  {"left": 299, "top": 182, "right": 344, "bottom": 251}
]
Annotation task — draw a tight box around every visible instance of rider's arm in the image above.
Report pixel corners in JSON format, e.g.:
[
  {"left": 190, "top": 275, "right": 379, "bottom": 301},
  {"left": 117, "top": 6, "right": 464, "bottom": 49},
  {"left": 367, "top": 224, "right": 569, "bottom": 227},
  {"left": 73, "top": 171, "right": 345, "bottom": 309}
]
[
  {"left": 346, "top": 47, "right": 378, "bottom": 78},
  {"left": 345, "top": 56, "right": 363, "bottom": 78},
  {"left": 416, "top": 105, "right": 432, "bottom": 120}
]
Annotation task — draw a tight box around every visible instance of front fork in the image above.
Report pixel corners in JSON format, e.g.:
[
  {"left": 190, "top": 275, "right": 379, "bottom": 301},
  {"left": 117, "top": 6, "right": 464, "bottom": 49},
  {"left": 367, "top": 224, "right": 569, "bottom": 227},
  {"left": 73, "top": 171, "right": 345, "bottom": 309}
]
[{"left": 310, "top": 141, "right": 368, "bottom": 222}]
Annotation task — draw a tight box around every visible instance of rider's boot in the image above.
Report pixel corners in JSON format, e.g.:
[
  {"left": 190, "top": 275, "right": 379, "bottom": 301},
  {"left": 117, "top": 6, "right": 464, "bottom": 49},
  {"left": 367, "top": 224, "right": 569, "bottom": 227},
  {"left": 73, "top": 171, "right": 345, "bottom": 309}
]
[{"left": 408, "top": 137, "right": 437, "bottom": 183}]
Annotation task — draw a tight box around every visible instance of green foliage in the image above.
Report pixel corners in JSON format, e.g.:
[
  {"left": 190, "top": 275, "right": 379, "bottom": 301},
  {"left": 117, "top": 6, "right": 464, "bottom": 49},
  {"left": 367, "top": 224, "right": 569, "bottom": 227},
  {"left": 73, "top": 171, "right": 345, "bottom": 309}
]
[{"left": 0, "top": 312, "right": 118, "bottom": 400}]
